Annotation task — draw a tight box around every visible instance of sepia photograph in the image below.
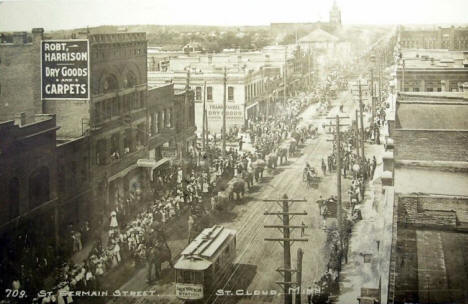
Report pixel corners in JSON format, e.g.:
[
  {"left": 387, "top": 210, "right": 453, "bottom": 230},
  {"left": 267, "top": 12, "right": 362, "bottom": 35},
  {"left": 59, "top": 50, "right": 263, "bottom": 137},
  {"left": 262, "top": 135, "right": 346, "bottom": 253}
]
[{"left": 0, "top": 0, "right": 467, "bottom": 303}]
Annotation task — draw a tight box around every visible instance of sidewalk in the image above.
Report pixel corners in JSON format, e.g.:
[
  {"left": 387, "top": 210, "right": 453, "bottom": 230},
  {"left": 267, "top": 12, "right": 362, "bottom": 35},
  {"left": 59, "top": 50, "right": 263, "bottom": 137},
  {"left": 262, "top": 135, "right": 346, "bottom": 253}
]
[{"left": 336, "top": 144, "right": 391, "bottom": 304}]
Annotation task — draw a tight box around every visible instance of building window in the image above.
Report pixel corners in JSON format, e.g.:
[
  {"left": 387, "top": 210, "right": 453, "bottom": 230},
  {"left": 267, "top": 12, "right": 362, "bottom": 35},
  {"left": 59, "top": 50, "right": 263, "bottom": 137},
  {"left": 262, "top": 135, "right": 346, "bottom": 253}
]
[
  {"left": 207, "top": 86, "right": 213, "bottom": 101},
  {"left": 413, "top": 88, "right": 419, "bottom": 92},
  {"left": 136, "top": 123, "right": 145, "bottom": 148},
  {"left": 112, "top": 98, "right": 119, "bottom": 116},
  {"left": 228, "top": 86, "right": 234, "bottom": 101},
  {"left": 161, "top": 110, "right": 166, "bottom": 128},
  {"left": 437, "top": 88, "right": 442, "bottom": 92},
  {"left": 124, "top": 129, "right": 132, "bottom": 154},
  {"left": 8, "top": 178, "right": 20, "bottom": 220},
  {"left": 96, "top": 139, "right": 108, "bottom": 165},
  {"left": 154, "top": 112, "right": 159, "bottom": 134},
  {"left": 427, "top": 88, "right": 433, "bottom": 92},
  {"left": 158, "top": 111, "right": 163, "bottom": 131},
  {"left": 105, "top": 100, "right": 112, "bottom": 119},
  {"left": 195, "top": 86, "right": 202, "bottom": 101},
  {"left": 110, "top": 133, "right": 120, "bottom": 159},
  {"left": 28, "top": 167, "right": 50, "bottom": 210}
]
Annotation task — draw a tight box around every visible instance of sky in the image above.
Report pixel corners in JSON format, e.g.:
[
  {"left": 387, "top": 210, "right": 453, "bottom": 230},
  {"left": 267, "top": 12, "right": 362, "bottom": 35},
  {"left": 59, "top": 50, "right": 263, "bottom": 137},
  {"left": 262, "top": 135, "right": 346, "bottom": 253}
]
[{"left": 0, "top": 0, "right": 467, "bottom": 31}]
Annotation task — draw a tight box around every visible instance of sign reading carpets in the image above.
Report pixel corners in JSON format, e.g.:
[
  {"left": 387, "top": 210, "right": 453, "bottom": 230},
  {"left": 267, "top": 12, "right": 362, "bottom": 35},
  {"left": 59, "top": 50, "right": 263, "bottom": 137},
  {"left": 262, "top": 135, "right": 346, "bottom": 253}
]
[{"left": 41, "top": 40, "right": 89, "bottom": 100}]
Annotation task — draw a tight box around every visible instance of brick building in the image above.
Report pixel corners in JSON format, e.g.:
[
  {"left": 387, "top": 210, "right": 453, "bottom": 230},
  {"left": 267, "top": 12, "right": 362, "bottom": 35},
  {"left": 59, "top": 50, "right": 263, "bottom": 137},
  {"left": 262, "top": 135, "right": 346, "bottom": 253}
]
[
  {"left": 396, "top": 49, "right": 468, "bottom": 92},
  {"left": 0, "top": 29, "right": 43, "bottom": 122},
  {"left": 0, "top": 114, "right": 59, "bottom": 279},
  {"left": 399, "top": 26, "right": 468, "bottom": 50},
  {"left": 385, "top": 91, "right": 468, "bottom": 304}
]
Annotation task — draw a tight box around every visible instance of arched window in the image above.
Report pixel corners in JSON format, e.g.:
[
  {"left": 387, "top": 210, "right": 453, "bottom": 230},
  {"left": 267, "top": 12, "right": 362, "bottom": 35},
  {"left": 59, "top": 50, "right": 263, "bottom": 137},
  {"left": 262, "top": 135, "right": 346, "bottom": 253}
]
[
  {"left": 28, "top": 167, "right": 50, "bottom": 210},
  {"left": 99, "top": 74, "right": 119, "bottom": 94},
  {"left": 8, "top": 177, "right": 20, "bottom": 219},
  {"left": 123, "top": 71, "right": 136, "bottom": 88}
]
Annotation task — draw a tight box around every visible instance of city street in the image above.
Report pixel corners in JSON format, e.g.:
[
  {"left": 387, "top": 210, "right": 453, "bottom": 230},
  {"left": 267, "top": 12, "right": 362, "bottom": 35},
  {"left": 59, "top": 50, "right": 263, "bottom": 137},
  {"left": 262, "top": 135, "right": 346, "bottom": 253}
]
[{"left": 107, "top": 90, "right": 361, "bottom": 304}]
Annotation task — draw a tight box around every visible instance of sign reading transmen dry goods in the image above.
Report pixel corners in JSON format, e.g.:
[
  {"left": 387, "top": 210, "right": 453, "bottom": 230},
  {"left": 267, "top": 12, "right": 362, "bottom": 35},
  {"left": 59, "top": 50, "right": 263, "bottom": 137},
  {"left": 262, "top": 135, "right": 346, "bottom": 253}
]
[{"left": 41, "top": 40, "right": 89, "bottom": 100}]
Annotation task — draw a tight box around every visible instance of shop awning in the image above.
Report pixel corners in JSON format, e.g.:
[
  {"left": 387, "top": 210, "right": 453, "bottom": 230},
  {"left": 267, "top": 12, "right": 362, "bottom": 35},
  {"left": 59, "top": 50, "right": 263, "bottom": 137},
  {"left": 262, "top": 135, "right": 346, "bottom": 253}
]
[
  {"left": 108, "top": 164, "right": 138, "bottom": 183},
  {"left": 137, "top": 158, "right": 171, "bottom": 170},
  {"left": 245, "top": 102, "right": 258, "bottom": 111}
]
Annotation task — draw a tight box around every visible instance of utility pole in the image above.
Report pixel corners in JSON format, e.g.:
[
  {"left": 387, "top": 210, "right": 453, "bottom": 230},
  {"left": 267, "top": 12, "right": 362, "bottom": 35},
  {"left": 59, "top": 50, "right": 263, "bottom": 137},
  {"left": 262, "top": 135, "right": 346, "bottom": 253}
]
[
  {"left": 355, "top": 109, "right": 360, "bottom": 159},
  {"left": 202, "top": 81, "right": 206, "bottom": 150},
  {"left": 264, "top": 194, "right": 308, "bottom": 304},
  {"left": 283, "top": 46, "right": 287, "bottom": 107},
  {"left": 358, "top": 80, "right": 365, "bottom": 160},
  {"left": 222, "top": 67, "right": 227, "bottom": 156},
  {"left": 370, "top": 67, "right": 375, "bottom": 131},
  {"left": 325, "top": 115, "right": 350, "bottom": 252}
]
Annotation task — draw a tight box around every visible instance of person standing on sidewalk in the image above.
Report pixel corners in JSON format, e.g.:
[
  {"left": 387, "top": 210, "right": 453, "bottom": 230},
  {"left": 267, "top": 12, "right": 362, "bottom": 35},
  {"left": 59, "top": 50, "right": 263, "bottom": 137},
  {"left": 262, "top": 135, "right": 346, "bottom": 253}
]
[{"left": 306, "top": 286, "right": 313, "bottom": 304}]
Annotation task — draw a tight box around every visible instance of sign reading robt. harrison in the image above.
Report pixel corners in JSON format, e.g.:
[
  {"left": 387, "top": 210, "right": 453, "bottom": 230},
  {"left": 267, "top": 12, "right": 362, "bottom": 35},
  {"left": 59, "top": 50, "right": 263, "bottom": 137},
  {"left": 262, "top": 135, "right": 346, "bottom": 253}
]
[{"left": 41, "top": 40, "right": 89, "bottom": 100}]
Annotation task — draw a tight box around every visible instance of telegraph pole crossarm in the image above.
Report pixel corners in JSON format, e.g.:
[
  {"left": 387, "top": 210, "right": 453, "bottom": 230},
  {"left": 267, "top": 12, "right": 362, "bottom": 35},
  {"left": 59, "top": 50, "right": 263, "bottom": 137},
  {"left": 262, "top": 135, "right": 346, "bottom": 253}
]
[{"left": 263, "top": 194, "right": 308, "bottom": 304}]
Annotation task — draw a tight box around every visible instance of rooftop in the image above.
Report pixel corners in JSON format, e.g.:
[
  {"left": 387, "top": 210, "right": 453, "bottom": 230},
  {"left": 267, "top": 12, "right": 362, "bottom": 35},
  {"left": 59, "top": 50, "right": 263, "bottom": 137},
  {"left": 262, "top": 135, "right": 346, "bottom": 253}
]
[
  {"left": 298, "top": 28, "right": 339, "bottom": 43},
  {"left": 393, "top": 227, "right": 468, "bottom": 304},
  {"left": 395, "top": 167, "right": 468, "bottom": 196},
  {"left": 396, "top": 101, "right": 468, "bottom": 129},
  {"left": 175, "top": 225, "right": 236, "bottom": 270}
]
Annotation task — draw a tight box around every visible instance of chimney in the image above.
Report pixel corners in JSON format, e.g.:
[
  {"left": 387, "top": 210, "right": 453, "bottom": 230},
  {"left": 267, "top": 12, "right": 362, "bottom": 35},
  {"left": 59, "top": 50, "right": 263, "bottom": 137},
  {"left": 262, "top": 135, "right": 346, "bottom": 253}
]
[
  {"left": 12, "top": 32, "right": 27, "bottom": 44},
  {"left": 32, "top": 28, "right": 44, "bottom": 45},
  {"left": 15, "top": 112, "right": 26, "bottom": 126}
]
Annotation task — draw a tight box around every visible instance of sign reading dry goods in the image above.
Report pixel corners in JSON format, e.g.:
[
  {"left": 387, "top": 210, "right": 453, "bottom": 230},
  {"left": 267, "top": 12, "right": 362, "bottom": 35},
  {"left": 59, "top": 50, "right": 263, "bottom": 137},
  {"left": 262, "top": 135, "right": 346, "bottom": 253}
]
[{"left": 41, "top": 40, "right": 89, "bottom": 100}]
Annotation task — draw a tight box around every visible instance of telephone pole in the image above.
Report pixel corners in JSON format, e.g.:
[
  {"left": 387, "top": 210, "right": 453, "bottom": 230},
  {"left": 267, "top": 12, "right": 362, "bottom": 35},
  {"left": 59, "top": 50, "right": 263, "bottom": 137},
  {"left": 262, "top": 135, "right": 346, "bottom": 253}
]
[
  {"left": 222, "top": 67, "right": 227, "bottom": 156},
  {"left": 264, "top": 194, "right": 308, "bottom": 304},
  {"left": 358, "top": 80, "right": 365, "bottom": 160},
  {"left": 355, "top": 109, "right": 360, "bottom": 159},
  {"left": 325, "top": 115, "right": 350, "bottom": 251},
  {"left": 283, "top": 46, "right": 287, "bottom": 107},
  {"left": 202, "top": 81, "right": 207, "bottom": 150}
]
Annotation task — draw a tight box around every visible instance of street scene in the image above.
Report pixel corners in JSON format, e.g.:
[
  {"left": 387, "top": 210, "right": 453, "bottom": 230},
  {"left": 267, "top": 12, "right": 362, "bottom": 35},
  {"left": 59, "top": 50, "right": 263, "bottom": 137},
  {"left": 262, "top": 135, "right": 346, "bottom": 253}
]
[{"left": 1, "top": 1, "right": 467, "bottom": 304}]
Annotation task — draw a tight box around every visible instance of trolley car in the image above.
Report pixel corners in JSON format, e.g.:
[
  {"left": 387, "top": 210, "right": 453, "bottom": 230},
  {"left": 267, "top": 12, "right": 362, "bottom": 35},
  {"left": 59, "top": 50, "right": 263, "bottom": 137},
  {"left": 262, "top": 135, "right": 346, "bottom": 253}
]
[{"left": 174, "top": 225, "right": 237, "bottom": 301}]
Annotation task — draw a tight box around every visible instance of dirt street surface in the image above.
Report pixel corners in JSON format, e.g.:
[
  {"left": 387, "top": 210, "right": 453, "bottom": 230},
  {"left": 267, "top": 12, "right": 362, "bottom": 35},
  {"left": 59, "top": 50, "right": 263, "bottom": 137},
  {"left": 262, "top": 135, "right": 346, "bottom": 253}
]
[{"left": 110, "top": 91, "right": 357, "bottom": 304}]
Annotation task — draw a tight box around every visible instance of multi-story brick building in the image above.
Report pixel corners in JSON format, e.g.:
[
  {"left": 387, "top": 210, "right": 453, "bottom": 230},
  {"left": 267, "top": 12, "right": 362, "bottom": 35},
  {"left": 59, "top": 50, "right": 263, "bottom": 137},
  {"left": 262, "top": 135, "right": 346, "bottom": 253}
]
[
  {"left": 0, "top": 29, "right": 43, "bottom": 122},
  {"left": 147, "top": 45, "right": 309, "bottom": 134},
  {"left": 395, "top": 49, "right": 468, "bottom": 92},
  {"left": 399, "top": 26, "right": 468, "bottom": 50},
  {"left": 0, "top": 114, "right": 59, "bottom": 274},
  {"left": 384, "top": 90, "right": 468, "bottom": 304}
]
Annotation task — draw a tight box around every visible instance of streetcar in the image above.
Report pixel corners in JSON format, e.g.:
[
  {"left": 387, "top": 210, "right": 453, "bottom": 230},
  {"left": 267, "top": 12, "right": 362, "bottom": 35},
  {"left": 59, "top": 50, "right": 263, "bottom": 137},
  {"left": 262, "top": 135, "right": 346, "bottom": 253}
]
[{"left": 174, "top": 225, "right": 237, "bottom": 301}]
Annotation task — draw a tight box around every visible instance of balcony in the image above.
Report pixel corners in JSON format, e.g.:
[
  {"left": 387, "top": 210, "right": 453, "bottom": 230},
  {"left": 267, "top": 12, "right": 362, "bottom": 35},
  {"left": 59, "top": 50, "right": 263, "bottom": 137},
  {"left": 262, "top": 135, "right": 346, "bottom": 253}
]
[{"left": 97, "top": 147, "right": 147, "bottom": 179}]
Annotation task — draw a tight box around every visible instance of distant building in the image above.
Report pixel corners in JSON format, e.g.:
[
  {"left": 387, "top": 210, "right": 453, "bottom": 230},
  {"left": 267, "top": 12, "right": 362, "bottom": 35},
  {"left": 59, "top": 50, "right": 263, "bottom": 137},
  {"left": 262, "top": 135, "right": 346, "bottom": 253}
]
[
  {"left": 147, "top": 45, "right": 308, "bottom": 134},
  {"left": 399, "top": 25, "right": 468, "bottom": 50},
  {"left": 270, "top": 1, "right": 342, "bottom": 38},
  {"left": 329, "top": 0, "right": 342, "bottom": 27},
  {"left": 396, "top": 49, "right": 468, "bottom": 92}
]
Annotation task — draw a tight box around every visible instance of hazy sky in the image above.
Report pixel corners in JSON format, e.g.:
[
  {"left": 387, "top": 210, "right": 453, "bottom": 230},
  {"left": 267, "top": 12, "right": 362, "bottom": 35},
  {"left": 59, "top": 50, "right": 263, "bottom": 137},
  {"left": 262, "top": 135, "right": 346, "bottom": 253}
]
[{"left": 0, "top": 0, "right": 466, "bottom": 31}]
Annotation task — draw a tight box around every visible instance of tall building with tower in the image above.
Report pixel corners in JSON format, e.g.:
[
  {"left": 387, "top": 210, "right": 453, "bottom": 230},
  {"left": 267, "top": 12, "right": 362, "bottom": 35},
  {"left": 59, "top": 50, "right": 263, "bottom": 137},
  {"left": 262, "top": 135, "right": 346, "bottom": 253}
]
[{"left": 329, "top": 0, "right": 342, "bottom": 27}]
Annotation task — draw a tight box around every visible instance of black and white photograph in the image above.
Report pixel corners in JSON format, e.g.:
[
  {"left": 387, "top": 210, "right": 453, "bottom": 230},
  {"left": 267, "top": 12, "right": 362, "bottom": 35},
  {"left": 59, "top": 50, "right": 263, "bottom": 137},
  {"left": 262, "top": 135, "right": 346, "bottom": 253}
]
[{"left": 0, "top": 0, "right": 467, "bottom": 303}]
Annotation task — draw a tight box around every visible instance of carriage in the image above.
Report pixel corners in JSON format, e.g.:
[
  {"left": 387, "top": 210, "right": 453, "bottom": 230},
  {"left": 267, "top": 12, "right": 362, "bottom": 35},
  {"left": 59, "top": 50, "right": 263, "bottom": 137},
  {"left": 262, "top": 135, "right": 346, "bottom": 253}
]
[
  {"left": 303, "top": 167, "right": 321, "bottom": 189},
  {"left": 174, "top": 225, "right": 237, "bottom": 301}
]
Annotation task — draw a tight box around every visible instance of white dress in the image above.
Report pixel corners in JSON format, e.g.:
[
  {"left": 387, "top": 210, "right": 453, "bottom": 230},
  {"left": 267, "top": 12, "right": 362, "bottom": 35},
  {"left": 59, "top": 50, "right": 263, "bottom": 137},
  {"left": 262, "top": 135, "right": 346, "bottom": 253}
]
[{"left": 110, "top": 212, "right": 118, "bottom": 228}]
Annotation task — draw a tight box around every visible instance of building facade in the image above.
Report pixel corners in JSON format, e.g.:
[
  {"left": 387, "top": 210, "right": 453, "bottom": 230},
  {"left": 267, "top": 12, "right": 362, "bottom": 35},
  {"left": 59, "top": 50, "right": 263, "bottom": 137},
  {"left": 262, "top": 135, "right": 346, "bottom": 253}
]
[
  {"left": 399, "top": 26, "right": 468, "bottom": 50},
  {"left": 0, "top": 29, "right": 43, "bottom": 122},
  {"left": 0, "top": 114, "right": 59, "bottom": 275}
]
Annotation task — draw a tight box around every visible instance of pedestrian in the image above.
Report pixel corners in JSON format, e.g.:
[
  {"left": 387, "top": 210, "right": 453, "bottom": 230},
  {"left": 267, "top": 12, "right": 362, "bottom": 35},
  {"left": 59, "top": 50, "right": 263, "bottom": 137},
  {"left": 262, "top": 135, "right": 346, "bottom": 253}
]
[
  {"left": 239, "top": 135, "right": 244, "bottom": 151},
  {"left": 301, "top": 221, "right": 306, "bottom": 237},
  {"left": 306, "top": 286, "right": 313, "bottom": 304},
  {"left": 321, "top": 158, "right": 326, "bottom": 175}
]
